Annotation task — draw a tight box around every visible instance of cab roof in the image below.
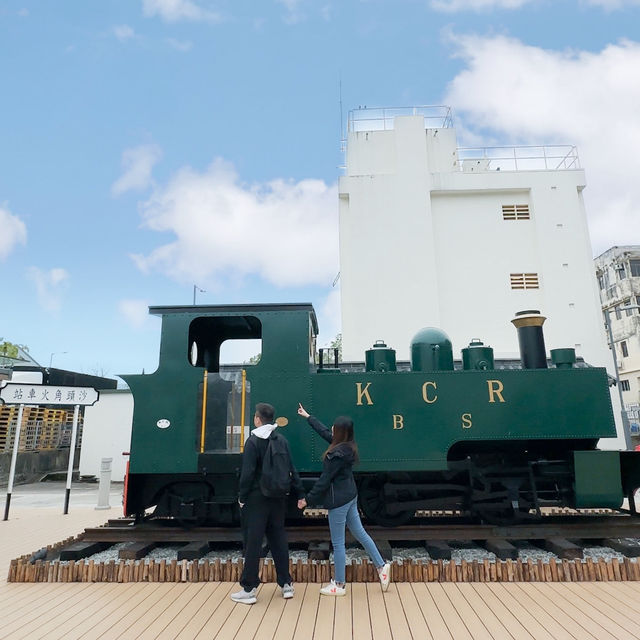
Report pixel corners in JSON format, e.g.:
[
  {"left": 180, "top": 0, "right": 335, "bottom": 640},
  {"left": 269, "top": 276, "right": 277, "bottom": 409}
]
[{"left": 149, "top": 303, "right": 319, "bottom": 334}]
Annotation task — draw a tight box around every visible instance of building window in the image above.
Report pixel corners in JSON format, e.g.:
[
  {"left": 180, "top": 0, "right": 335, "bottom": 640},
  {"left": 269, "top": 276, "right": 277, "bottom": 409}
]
[
  {"left": 510, "top": 273, "right": 539, "bottom": 289},
  {"left": 502, "top": 204, "right": 530, "bottom": 220},
  {"left": 615, "top": 306, "right": 622, "bottom": 320},
  {"left": 621, "top": 341, "right": 629, "bottom": 358},
  {"left": 625, "top": 300, "right": 635, "bottom": 317},
  {"left": 617, "top": 265, "right": 627, "bottom": 280},
  {"left": 631, "top": 260, "right": 640, "bottom": 277},
  {"left": 621, "top": 379, "right": 631, "bottom": 392}
]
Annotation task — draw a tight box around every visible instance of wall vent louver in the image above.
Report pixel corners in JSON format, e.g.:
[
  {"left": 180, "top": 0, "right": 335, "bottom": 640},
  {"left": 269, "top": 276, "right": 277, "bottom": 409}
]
[
  {"left": 510, "top": 273, "right": 539, "bottom": 289},
  {"left": 502, "top": 204, "right": 530, "bottom": 220}
]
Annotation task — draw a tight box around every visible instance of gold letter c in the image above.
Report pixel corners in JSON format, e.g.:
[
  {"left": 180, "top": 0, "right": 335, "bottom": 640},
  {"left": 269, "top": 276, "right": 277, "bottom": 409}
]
[{"left": 422, "top": 381, "right": 437, "bottom": 404}]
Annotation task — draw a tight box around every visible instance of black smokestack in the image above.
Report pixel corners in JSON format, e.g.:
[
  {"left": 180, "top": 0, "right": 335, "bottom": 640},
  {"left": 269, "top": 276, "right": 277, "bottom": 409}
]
[{"left": 511, "top": 310, "right": 548, "bottom": 369}]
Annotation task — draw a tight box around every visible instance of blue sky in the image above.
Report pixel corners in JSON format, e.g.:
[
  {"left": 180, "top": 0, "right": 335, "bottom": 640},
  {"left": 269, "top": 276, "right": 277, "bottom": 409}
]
[{"left": 1, "top": 0, "right": 639, "bottom": 382}]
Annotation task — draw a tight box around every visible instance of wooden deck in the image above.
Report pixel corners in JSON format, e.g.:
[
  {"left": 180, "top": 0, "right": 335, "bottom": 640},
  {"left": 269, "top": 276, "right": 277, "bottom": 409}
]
[{"left": 2, "top": 508, "right": 640, "bottom": 639}]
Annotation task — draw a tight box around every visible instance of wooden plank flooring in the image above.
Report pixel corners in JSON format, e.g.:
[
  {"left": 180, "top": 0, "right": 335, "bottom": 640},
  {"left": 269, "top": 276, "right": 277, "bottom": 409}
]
[{"left": 2, "top": 507, "right": 640, "bottom": 639}]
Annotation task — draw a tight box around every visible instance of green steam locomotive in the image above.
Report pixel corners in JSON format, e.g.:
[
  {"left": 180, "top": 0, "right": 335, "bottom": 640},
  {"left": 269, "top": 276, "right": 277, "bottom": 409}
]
[{"left": 121, "top": 303, "right": 640, "bottom": 526}]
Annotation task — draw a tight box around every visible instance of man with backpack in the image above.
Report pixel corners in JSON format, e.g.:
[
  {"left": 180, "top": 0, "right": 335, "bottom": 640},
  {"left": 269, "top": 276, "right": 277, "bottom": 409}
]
[{"left": 231, "top": 402, "right": 305, "bottom": 604}]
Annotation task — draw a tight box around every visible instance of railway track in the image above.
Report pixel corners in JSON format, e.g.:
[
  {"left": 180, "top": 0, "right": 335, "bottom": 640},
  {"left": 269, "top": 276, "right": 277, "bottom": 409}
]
[
  {"left": 10, "top": 512, "right": 640, "bottom": 584},
  {"left": 82, "top": 513, "right": 640, "bottom": 546}
]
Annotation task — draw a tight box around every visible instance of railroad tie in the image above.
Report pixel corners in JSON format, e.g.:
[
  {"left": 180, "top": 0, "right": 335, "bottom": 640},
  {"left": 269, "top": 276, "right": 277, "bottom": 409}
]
[
  {"left": 119, "top": 542, "right": 157, "bottom": 560},
  {"left": 177, "top": 541, "right": 211, "bottom": 561},
  {"left": 543, "top": 537, "right": 582, "bottom": 560},
  {"left": 483, "top": 538, "right": 518, "bottom": 560},
  {"left": 424, "top": 540, "right": 452, "bottom": 560}
]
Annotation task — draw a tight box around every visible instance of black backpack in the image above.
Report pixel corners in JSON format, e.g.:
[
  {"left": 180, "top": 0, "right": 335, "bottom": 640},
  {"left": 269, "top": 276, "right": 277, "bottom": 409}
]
[{"left": 259, "top": 432, "right": 292, "bottom": 497}]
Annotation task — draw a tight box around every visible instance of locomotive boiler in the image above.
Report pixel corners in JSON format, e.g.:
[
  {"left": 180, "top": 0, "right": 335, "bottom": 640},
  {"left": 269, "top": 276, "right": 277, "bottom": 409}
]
[{"left": 121, "top": 303, "right": 640, "bottom": 526}]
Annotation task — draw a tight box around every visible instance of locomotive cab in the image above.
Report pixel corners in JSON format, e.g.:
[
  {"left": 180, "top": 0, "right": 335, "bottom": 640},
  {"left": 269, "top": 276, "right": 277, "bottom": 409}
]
[{"left": 121, "top": 303, "right": 318, "bottom": 524}]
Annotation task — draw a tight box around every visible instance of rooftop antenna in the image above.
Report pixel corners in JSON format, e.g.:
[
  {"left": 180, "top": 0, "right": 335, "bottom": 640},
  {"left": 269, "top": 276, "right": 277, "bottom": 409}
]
[{"left": 339, "top": 75, "right": 345, "bottom": 153}]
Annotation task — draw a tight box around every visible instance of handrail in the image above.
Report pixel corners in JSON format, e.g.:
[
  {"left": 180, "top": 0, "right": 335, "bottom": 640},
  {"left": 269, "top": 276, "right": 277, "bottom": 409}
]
[
  {"left": 348, "top": 105, "right": 453, "bottom": 132},
  {"left": 456, "top": 145, "right": 580, "bottom": 171},
  {"left": 200, "top": 369, "right": 208, "bottom": 453},
  {"left": 240, "top": 369, "right": 247, "bottom": 453}
]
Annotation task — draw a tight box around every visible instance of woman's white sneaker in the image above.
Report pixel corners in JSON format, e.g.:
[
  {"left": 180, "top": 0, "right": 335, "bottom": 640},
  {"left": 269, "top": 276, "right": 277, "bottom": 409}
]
[
  {"left": 320, "top": 579, "right": 346, "bottom": 597},
  {"left": 378, "top": 563, "right": 391, "bottom": 591}
]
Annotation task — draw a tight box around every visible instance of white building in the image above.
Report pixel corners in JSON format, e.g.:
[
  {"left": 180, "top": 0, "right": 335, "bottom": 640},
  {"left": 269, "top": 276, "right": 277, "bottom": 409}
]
[
  {"left": 594, "top": 246, "right": 640, "bottom": 434},
  {"left": 79, "top": 389, "right": 133, "bottom": 482},
  {"left": 339, "top": 106, "right": 626, "bottom": 447}
]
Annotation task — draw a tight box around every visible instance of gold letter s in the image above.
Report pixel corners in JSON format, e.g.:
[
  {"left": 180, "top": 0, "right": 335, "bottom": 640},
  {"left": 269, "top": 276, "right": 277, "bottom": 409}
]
[
  {"left": 487, "top": 380, "right": 505, "bottom": 403},
  {"left": 422, "top": 381, "right": 438, "bottom": 404},
  {"left": 462, "top": 413, "right": 472, "bottom": 429},
  {"left": 356, "top": 382, "right": 374, "bottom": 406}
]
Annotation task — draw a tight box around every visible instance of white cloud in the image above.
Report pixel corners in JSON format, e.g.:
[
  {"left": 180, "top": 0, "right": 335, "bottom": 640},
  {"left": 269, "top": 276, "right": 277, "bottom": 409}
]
[
  {"left": 142, "top": 0, "right": 221, "bottom": 23},
  {"left": 431, "top": 0, "right": 531, "bottom": 10},
  {"left": 17, "top": 8, "right": 29, "bottom": 17},
  {"left": 119, "top": 299, "right": 151, "bottom": 328},
  {"left": 27, "top": 267, "right": 69, "bottom": 312},
  {"left": 114, "top": 25, "right": 135, "bottom": 41},
  {"left": 277, "top": 0, "right": 305, "bottom": 23},
  {"left": 112, "top": 144, "right": 163, "bottom": 196},
  {"left": 444, "top": 34, "right": 640, "bottom": 253},
  {"left": 431, "top": 0, "right": 640, "bottom": 9},
  {"left": 277, "top": 0, "right": 303, "bottom": 10},
  {"left": 132, "top": 158, "right": 338, "bottom": 288},
  {"left": 585, "top": 0, "right": 640, "bottom": 7},
  {"left": 167, "top": 38, "right": 193, "bottom": 51},
  {"left": 0, "top": 205, "right": 27, "bottom": 260}
]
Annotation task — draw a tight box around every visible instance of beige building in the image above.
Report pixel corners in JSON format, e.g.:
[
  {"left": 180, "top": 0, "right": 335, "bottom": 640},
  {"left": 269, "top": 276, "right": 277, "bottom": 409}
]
[{"left": 594, "top": 246, "right": 640, "bottom": 434}]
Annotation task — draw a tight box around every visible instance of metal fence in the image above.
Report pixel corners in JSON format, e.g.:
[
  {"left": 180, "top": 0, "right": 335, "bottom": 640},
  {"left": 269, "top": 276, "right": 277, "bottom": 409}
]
[
  {"left": 348, "top": 105, "right": 454, "bottom": 133},
  {"left": 456, "top": 145, "right": 580, "bottom": 172}
]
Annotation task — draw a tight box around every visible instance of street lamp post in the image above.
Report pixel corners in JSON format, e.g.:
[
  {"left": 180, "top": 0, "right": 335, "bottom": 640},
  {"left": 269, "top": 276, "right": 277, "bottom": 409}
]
[
  {"left": 603, "top": 304, "right": 640, "bottom": 450},
  {"left": 49, "top": 351, "right": 68, "bottom": 369},
  {"left": 193, "top": 285, "right": 205, "bottom": 305}
]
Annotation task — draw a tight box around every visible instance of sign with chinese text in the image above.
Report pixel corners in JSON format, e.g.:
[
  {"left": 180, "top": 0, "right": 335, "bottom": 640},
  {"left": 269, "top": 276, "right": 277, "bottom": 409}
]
[{"left": 0, "top": 384, "right": 99, "bottom": 406}]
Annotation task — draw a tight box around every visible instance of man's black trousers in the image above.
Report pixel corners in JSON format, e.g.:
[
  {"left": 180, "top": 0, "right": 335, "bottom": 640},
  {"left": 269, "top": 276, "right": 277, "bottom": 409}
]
[{"left": 240, "top": 492, "right": 292, "bottom": 590}]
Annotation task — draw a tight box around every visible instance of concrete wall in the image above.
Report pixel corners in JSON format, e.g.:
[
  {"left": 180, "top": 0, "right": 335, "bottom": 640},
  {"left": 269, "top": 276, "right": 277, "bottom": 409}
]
[
  {"left": 79, "top": 389, "right": 133, "bottom": 481},
  {"left": 0, "top": 448, "right": 80, "bottom": 486}
]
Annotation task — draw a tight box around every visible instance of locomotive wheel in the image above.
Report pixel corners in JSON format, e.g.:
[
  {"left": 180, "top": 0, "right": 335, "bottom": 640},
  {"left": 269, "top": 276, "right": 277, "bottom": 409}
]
[{"left": 358, "top": 474, "right": 415, "bottom": 527}]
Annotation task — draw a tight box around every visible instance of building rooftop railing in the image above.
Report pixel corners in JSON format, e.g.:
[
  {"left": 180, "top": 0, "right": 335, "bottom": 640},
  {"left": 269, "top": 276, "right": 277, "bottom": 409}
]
[
  {"left": 343, "top": 106, "right": 580, "bottom": 172},
  {"left": 456, "top": 145, "right": 580, "bottom": 172},
  {"left": 348, "top": 106, "right": 453, "bottom": 132}
]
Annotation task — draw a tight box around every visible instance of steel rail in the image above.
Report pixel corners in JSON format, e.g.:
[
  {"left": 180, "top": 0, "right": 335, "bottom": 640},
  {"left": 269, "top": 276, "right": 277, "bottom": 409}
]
[{"left": 83, "top": 516, "right": 640, "bottom": 544}]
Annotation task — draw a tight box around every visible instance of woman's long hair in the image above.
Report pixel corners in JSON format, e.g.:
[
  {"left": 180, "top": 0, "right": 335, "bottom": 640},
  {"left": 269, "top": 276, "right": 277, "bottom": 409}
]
[{"left": 323, "top": 416, "right": 359, "bottom": 463}]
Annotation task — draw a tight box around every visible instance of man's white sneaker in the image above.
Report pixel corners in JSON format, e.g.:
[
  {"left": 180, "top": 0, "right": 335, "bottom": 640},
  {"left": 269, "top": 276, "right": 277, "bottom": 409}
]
[
  {"left": 282, "top": 583, "right": 295, "bottom": 599},
  {"left": 378, "top": 562, "right": 391, "bottom": 592},
  {"left": 320, "top": 579, "right": 346, "bottom": 597},
  {"left": 230, "top": 587, "right": 257, "bottom": 604}
]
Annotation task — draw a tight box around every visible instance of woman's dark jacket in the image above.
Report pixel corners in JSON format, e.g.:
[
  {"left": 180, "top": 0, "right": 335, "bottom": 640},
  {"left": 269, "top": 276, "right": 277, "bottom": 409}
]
[{"left": 305, "top": 416, "right": 357, "bottom": 510}]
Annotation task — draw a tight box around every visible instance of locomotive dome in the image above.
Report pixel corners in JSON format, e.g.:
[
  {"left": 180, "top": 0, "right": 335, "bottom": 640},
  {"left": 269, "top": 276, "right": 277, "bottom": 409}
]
[{"left": 410, "top": 327, "right": 454, "bottom": 371}]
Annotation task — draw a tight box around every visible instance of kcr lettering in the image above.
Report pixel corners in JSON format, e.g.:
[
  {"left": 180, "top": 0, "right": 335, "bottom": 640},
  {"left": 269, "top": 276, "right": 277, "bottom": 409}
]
[
  {"left": 487, "top": 380, "right": 505, "bottom": 403},
  {"left": 356, "top": 382, "right": 374, "bottom": 406},
  {"left": 422, "top": 381, "right": 437, "bottom": 404}
]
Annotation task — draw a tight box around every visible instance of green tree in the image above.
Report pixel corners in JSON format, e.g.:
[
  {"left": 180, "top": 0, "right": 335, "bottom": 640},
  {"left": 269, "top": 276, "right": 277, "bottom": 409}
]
[
  {"left": 0, "top": 340, "right": 27, "bottom": 359},
  {"left": 329, "top": 333, "right": 342, "bottom": 360}
]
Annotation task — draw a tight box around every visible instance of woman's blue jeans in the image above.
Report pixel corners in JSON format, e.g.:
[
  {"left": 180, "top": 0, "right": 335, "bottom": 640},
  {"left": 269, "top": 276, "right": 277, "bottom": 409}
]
[{"left": 327, "top": 496, "right": 384, "bottom": 584}]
